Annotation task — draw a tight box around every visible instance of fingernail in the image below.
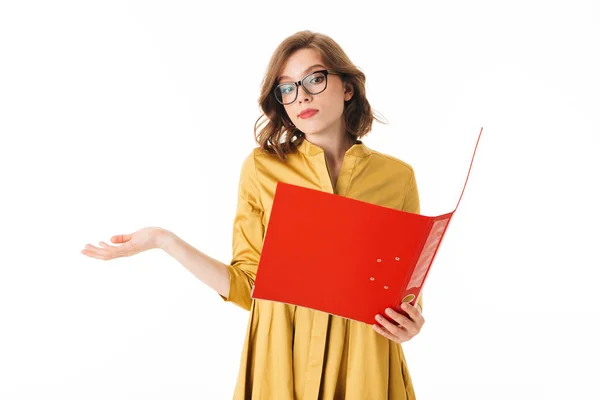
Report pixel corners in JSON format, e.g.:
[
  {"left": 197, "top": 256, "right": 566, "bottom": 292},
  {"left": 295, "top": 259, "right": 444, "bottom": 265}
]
[{"left": 402, "top": 303, "right": 408, "bottom": 309}]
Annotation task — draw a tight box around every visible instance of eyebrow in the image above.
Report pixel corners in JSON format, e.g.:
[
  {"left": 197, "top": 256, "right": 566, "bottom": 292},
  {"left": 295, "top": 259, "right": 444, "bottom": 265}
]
[{"left": 278, "top": 64, "right": 327, "bottom": 82}]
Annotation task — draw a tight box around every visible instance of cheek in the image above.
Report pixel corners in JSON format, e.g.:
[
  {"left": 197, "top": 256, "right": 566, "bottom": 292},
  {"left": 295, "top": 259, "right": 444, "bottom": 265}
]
[
  {"left": 283, "top": 106, "right": 297, "bottom": 124},
  {"left": 326, "top": 86, "right": 346, "bottom": 110},
  {"left": 323, "top": 93, "right": 345, "bottom": 119}
]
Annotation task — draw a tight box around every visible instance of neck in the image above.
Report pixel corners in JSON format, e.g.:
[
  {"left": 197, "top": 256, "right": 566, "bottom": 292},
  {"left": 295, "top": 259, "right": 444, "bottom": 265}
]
[{"left": 303, "top": 127, "right": 357, "bottom": 165}]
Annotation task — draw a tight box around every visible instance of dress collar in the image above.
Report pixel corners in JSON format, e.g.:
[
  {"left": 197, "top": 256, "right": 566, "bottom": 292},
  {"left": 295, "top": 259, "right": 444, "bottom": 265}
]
[{"left": 296, "top": 137, "right": 372, "bottom": 158}]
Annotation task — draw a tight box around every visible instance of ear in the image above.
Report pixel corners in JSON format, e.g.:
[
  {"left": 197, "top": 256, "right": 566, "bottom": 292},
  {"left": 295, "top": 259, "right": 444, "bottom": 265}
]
[{"left": 343, "top": 82, "right": 354, "bottom": 101}]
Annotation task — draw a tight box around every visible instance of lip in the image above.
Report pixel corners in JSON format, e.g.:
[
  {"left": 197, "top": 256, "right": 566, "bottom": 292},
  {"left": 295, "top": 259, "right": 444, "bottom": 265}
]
[{"left": 298, "top": 109, "right": 318, "bottom": 119}]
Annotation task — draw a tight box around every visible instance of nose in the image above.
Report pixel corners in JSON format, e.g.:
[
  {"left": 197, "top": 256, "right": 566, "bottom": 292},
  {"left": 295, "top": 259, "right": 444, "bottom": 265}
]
[{"left": 297, "top": 83, "right": 312, "bottom": 103}]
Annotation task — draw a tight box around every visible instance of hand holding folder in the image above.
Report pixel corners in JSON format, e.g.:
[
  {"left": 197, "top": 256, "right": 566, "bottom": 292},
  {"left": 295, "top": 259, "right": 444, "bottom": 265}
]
[{"left": 251, "top": 128, "right": 483, "bottom": 324}]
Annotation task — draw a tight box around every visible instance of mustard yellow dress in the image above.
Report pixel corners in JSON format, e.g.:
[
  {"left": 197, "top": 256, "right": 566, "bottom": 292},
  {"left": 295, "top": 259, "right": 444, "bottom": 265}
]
[{"left": 220, "top": 138, "right": 424, "bottom": 400}]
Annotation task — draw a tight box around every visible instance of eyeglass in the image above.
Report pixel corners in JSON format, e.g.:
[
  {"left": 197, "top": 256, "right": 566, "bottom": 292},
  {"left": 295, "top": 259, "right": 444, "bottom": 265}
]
[{"left": 274, "top": 69, "right": 340, "bottom": 105}]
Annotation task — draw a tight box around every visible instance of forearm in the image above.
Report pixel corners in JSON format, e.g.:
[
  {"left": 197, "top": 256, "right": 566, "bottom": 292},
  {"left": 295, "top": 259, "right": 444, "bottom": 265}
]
[{"left": 156, "top": 229, "right": 231, "bottom": 298}]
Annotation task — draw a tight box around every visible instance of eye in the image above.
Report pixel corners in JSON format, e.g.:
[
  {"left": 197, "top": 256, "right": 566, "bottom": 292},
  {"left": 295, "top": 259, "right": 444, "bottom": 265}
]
[
  {"left": 309, "top": 76, "right": 324, "bottom": 84},
  {"left": 278, "top": 85, "right": 295, "bottom": 94}
]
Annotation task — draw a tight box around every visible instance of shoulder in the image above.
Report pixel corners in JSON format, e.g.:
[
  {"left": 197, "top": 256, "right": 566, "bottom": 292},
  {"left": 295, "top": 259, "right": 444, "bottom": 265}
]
[
  {"left": 366, "top": 147, "right": 420, "bottom": 212},
  {"left": 239, "top": 146, "right": 284, "bottom": 177},
  {"left": 241, "top": 145, "right": 295, "bottom": 170},
  {"left": 237, "top": 148, "right": 261, "bottom": 183},
  {"left": 243, "top": 146, "right": 287, "bottom": 160},
  {"left": 367, "top": 147, "right": 416, "bottom": 177},
  {"left": 241, "top": 146, "right": 274, "bottom": 164}
]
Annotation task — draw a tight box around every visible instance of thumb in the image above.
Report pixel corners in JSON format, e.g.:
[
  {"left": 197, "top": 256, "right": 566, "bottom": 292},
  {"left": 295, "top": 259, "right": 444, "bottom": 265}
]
[{"left": 111, "top": 234, "right": 132, "bottom": 243}]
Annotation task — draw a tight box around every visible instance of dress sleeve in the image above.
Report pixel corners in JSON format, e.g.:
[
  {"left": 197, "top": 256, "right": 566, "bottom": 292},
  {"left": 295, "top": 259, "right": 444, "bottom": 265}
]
[
  {"left": 219, "top": 151, "right": 265, "bottom": 311},
  {"left": 402, "top": 167, "right": 424, "bottom": 313}
]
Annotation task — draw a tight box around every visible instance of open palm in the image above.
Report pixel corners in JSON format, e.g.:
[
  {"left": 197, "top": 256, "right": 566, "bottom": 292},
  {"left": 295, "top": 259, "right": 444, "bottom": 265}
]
[{"left": 81, "top": 227, "right": 162, "bottom": 260}]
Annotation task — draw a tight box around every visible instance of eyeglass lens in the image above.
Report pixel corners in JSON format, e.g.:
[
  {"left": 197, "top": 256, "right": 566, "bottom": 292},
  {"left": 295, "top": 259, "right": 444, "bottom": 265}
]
[{"left": 275, "top": 71, "right": 327, "bottom": 105}]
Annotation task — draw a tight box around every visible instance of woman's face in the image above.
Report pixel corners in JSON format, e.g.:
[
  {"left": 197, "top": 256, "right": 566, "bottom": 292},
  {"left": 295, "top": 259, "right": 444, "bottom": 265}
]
[{"left": 277, "top": 48, "right": 353, "bottom": 136}]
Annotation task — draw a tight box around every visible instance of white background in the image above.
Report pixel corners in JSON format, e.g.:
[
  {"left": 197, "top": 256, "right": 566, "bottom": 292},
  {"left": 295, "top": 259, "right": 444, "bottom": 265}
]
[{"left": 1, "top": 0, "right": 598, "bottom": 399}]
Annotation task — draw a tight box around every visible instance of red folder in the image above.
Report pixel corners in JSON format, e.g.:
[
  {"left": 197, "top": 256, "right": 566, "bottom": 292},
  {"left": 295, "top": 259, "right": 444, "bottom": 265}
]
[{"left": 251, "top": 128, "right": 483, "bottom": 324}]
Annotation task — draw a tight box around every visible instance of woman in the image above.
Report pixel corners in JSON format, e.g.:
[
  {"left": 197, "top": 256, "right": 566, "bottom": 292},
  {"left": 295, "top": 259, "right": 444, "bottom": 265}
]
[{"left": 82, "top": 30, "right": 426, "bottom": 400}]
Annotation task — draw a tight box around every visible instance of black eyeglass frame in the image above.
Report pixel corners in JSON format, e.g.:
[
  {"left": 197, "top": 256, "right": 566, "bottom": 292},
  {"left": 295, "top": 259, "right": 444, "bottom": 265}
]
[{"left": 273, "top": 69, "right": 341, "bottom": 105}]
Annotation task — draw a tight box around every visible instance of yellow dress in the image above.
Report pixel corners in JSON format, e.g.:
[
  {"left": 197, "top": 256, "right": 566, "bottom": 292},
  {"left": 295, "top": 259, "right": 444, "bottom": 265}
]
[{"left": 220, "top": 138, "right": 424, "bottom": 400}]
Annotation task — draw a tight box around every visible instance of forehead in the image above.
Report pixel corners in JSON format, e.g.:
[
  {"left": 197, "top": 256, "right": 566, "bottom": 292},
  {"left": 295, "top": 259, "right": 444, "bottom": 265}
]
[{"left": 278, "top": 48, "right": 325, "bottom": 81}]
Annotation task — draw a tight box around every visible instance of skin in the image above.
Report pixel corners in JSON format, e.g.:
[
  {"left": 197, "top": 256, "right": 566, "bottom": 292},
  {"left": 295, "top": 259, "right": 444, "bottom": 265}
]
[
  {"left": 278, "top": 48, "right": 425, "bottom": 343},
  {"left": 277, "top": 48, "right": 356, "bottom": 188},
  {"left": 81, "top": 227, "right": 162, "bottom": 259},
  {"left": 81, "top": 48, "right": 425, "bottom": 345},
  {"left": 373, "top": 303, "right": 425, "bottom": 344}
]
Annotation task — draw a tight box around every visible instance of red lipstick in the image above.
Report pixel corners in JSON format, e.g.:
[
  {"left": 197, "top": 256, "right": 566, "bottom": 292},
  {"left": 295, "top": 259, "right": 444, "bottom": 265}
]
[{"left": 298, "top": 108, "right": 318, "bottom": 119}]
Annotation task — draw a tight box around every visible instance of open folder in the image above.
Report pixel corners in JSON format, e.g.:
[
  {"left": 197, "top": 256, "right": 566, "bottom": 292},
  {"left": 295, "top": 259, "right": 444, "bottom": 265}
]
[{"left": 251, "top": 128, "right": 483, "bottom": 324}]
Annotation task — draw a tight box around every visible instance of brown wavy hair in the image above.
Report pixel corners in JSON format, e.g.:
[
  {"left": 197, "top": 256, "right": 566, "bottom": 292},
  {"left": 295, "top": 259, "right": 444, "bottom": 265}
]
[{"left": 254, "top": 30, "right": 387, "bottom": 162}]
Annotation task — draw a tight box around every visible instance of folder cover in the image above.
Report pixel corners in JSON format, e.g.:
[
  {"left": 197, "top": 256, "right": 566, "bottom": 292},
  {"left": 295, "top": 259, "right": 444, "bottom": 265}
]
[{"left": 251, "top": 128, "right": 483, "bottom": 324}]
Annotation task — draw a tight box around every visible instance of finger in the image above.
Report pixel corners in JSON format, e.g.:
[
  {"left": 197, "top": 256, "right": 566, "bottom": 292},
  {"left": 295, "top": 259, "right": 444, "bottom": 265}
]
[
  {"left": 372, "top": 323, "right": 396, "bottom": 341},
  {"left": 375, "top": 314, "right": 404, "bottom": 337},
  {"left": 111, "top": 234, "right": 132, "bottom": 244},
  {"left": 404, "top": 302, "right": 425, "bottom": 327},
  {"left": 400, "top": 302, "right": 422, "bottom": 322},
  {"left": 84, "top": 243, "right": 113, "bottom": 254},
  {"left": 395, "top": 305, "right": 424, "bottom": 335},
  {"left": 385, "top": 307, "right": 412, "bottom": 326},
  {"left": 81, "top": 248, "right": 112, "bottom": 260},
  {"left": 372, "top": 323, "right": 410, "bottom": 343},
  {"left": 385, "top": 308, "right": 422, "bottom": 337},
  {"left": 82, "top": 244, "right": 123, "bottom": 260},
  {"left": 98, "top": 241, "right": 121, "bottom": 249},
  {"left": 84, "top": 243, "right": 112, "bottom": 253}
]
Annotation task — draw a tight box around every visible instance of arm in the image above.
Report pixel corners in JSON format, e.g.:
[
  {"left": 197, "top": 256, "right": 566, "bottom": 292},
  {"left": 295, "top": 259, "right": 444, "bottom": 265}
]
[
  {"left": 157, "top": 229, "right": 232, "bottom": 298},
  {"left": 158, "top": 151, "right": 263, "bottom": 310},
  {"left": 219, "top": 151, "right": 265, "bottom": 310}
]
